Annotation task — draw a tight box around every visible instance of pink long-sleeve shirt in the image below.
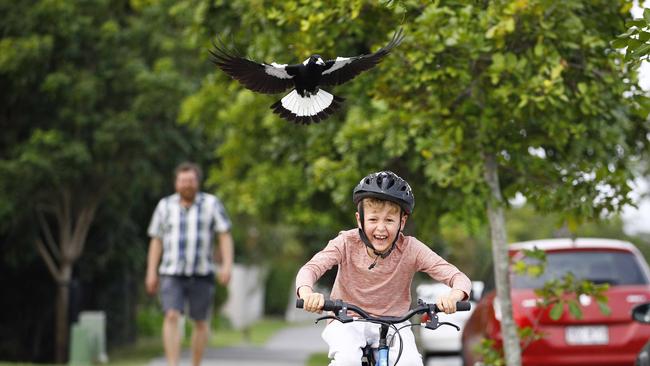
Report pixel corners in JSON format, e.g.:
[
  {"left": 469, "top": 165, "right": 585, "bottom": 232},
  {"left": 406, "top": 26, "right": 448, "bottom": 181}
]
[{"left": 296, "top": 229, "right": 472, "bottom": 317}]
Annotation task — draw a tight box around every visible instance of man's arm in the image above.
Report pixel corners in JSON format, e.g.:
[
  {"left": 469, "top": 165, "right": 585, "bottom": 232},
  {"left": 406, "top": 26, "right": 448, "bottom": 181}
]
[
  {"left": 145, "top": 237, "right": 163, "bottom": 295},
  {"left": 215, "top": 232, "right": 234, "bottom": 285}
]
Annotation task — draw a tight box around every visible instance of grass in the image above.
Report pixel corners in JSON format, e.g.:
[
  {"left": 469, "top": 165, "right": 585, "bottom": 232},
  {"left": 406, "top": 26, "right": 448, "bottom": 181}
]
[
  {"left": 306, "top": 352, "right": 329, "bottom": 366},
  {"left": 209, "top": 317, "right": 288, "bottom": 347},
  {"left": 105, "top": 337, "right": 164, "bottom": 366}
]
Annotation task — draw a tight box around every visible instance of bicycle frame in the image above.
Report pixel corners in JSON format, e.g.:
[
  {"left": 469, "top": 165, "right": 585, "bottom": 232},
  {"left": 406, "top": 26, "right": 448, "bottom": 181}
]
[
  {"left": 297, "top": 298, "right": 470, "bottom": 366},
  {"left": 365, "top": 323, "right": 390, "bottom": 366}
]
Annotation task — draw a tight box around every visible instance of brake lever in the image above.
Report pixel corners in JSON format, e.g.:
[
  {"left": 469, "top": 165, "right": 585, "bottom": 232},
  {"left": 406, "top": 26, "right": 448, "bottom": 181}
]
[
  {"left": 424, "top": 303, "right": 441, "bottom": 330},
  {"left": 424, "top": 319, "right": 439, "bottom": 330},
  {"left": 424, "top": 316, "right": 461, "bottom": 331},
  {"left": 438, "top": 322, "right": 461, "bottom": 331},
  {"left": 315, "top": 315, "right": 339, "bottom": 324},
  {"left": 315, "top": 306, "right": 354, "bottom": 324},
  {"left": 335, "top": 303, "right": 354, "bottom": 323}
]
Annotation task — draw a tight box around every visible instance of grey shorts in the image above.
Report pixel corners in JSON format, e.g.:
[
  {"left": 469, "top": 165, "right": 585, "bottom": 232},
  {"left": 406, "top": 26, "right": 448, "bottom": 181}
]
[{"left": 160, "top": 275, "right": 215, "bottom": 321}]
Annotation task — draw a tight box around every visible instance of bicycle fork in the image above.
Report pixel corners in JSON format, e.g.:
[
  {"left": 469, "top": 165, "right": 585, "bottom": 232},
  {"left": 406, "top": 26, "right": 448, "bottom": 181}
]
[{"left": 377, "top": 324, "right": 390, "bottom": 366}]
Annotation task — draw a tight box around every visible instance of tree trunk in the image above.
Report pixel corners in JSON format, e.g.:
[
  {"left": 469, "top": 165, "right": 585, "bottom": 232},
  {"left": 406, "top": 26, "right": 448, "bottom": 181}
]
[
  {"left": 483, "top": 152, "right": 521, "bottom": 366},
  {"left": 55, "top": 276, "right": 70, "bottom": 363},
  {"left": 35, "top": 188, "right": 100, "bottom": 364}
]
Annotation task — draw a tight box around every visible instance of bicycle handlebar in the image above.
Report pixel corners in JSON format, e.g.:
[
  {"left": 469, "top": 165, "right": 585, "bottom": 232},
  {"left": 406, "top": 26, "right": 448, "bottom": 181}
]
[
  {"left": 296, "top": 298, "right": 470, "bottom": 324},
  {"left": 297, "top": 297, "right": 471, "bottom": 366}
]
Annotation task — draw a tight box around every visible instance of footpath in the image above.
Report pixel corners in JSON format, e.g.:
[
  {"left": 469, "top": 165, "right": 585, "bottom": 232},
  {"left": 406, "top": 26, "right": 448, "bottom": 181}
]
[{"left": 147, "top": 321, "right": 328, "bottom": 366}]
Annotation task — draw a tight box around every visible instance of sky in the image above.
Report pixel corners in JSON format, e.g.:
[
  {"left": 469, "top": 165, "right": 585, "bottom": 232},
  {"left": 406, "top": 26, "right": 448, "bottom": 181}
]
[
  {"left": 622, "top": 179, "right": 649, "bottom": 235},
  {"left": 620, "top": 2, "right": 650, "bottom": 235}
]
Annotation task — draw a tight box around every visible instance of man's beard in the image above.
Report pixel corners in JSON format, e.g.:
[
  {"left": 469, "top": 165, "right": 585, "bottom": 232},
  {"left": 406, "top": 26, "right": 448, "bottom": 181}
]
[{"left": 179, "top": 189, "right": 197, "bottom": 201}]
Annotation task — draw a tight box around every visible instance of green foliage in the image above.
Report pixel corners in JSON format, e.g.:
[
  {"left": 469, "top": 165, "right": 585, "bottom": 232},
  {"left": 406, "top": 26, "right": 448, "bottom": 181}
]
[
  {"left": 0, "top": 0, "right": 210, "bottom": 240},
  {"left": 214, "top": 282, "right": 229, "bottom": 313},
  {"left": 307, "top": 353, "right": 330, "bottom": 366},
  {"left": 517, "top": 325, "right": 544, "bottom": 349},
  {"left": 475, "top": 338, "right": 506, "bottom": 366},
  {"left": 208, "top": 317, "right": 288, "bottom": 348},
  {"left": 475, "top": 325, "right": 546, "bottom": 366},
  {"left": 2, "top": 0, "right": 649, "bottom": 362},
  {"left": 135, "top": 305, "right": 164, "bottom": 338},
  {"left": 613, "top": 7, "right": 650, "bottom": 67},
  {"left": 438, "top": 213, "right": 494, "bottom": 281},
  {"left": 177, "top": 0, "right": 649, "bottom": 249},
  {"left": 507, "top": 205, "right": 568, "bottom": 242},
  {"left": 0, "top": 0, "right": 213, "bottom": 223},
  {"left": 474, "top": 277, "right": 611, "bottom": 365},
  {"left": 0, "top": 0, "right": 212, "bottom": 360},
  {"left": 513, "top": 245, "right": 611, "bottom": 321},
  {"left": 512, "top": 247, "right": 546, "bottom": 278},
  {"left": 535, "top": 272, "right": 611, "bottom": 321},
  {"left": 106, "top": 337, "right": 164, "bottom": 366},
  {"left": 265, "top": 259, "right": 301, "bottom": 315}
]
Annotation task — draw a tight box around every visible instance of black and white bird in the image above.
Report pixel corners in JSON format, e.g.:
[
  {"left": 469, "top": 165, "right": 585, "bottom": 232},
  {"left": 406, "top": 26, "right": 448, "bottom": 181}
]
[{"left": 209, "top": 29, "right": 404, "bottom": 124}]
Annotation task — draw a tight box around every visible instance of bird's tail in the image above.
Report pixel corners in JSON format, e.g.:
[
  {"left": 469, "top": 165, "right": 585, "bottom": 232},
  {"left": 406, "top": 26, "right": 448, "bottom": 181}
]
[{"left": 270, "top": 89, "right": 344, "bottom": 125}]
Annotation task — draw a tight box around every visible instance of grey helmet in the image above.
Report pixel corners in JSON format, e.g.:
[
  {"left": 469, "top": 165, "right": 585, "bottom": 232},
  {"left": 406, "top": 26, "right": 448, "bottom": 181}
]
[{"left": 352, "top": 171, "right": 414, "bottom": 214}]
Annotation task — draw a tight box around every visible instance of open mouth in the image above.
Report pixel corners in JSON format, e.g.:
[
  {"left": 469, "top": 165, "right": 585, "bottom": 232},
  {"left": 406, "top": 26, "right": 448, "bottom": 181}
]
[{"left": 373, "top": 234, "right": 389, "bottom": 244}]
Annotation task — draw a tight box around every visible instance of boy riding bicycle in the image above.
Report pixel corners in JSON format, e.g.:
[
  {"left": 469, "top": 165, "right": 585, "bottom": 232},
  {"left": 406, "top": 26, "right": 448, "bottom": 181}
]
[{"left": 296, "top": 171, "right": 471, "bottom": 366}]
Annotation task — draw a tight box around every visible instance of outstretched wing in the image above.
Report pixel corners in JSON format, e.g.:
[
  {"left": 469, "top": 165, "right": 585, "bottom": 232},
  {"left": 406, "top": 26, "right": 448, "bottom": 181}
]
[
  {"left": 320, "top": 28, "right": 404, "bottom": 86},
  {"left": 209, "top": 37, "right": 296, "bottom": 94}
]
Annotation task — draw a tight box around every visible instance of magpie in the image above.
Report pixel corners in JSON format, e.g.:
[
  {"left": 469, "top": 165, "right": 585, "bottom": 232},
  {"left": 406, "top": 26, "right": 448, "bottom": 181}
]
[{"left": 209, "top": 29, "right": 404, "bottom": 125}]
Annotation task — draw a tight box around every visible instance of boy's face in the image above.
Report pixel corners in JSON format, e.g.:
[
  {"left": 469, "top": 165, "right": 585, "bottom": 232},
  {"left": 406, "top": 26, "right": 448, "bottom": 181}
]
[{"left": 356, "top": 202, "right": 408, "bottom": 254}]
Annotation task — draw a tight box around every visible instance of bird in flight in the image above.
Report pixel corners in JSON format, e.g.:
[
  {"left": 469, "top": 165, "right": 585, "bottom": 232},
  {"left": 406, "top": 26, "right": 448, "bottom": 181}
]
[{"left": 209, "top": 29, "right": 404, "bottom": 125}]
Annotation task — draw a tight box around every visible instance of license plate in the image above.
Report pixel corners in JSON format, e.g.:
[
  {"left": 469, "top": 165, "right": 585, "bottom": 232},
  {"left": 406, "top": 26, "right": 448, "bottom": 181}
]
[{"left": 565, "top": 326, "right": 609, "bottom": 345}]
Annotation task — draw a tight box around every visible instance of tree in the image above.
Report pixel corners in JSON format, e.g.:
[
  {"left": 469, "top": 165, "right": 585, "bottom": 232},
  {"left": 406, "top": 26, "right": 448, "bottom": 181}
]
[
  {"left": 374, "top": 2, "right": 647, "bottom": 364},
  {"left": 614, "top": 5, "right": 650, "bottom": 187},
  {"left": 0, "top": 0, "right": 210, "bottom": 361},
  {"left": 614, "top": 7, "right": 650, "bottom": 68},
  {"left": 178, "top": 1, "right": 648, "bottom": 365}
]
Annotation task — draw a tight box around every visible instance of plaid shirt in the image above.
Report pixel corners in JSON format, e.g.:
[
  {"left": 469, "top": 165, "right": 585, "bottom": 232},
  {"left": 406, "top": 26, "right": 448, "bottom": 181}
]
[{"left": 148, "top": 192, "right": 231, "bottom": 276}]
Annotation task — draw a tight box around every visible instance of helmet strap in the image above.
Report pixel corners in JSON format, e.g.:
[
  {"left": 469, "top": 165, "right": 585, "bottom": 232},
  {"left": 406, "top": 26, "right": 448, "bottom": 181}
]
[{"left": 357, "top": 203, "right": 403, "bottom": 269}]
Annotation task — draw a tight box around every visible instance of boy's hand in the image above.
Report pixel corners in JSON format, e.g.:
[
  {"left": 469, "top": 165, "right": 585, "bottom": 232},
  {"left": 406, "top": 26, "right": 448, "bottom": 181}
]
[
  {"left": 298, "top": 286, "right": 325, "bottom": 313},
  {"left": 436, "top": 289, "right": 466, "bottom": 314}
]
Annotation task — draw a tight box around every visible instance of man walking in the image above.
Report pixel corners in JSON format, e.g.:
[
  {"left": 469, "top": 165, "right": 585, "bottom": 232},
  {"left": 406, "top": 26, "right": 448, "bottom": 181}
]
[{"left": 145, "top": 162, "right": 234, "bottom": 366}]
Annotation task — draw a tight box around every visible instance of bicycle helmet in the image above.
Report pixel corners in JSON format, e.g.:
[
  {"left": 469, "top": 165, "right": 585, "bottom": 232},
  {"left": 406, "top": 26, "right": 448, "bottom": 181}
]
[
  {"left": 352, "top": 171, "right": 414, "bottom": 214},
  {"left": 353, "top": 171, "right": 414, "bottom": 267}
]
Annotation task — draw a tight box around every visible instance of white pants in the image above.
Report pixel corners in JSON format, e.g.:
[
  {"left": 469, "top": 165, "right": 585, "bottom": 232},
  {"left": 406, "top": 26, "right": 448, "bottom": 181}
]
[{"left": 321, "top": 320, "right": 423, "bottom": 366}]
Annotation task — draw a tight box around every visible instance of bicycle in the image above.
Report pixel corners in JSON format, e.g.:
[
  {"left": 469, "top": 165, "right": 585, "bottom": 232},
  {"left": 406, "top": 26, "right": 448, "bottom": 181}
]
[{"left": 296, "top": 298, "right": 471, "bottom": 366}]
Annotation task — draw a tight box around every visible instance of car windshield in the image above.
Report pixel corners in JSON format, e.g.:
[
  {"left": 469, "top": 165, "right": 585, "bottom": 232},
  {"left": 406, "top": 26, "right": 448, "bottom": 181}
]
[{"left": 512, "top": 250, "right": 649, "bottom": 289}]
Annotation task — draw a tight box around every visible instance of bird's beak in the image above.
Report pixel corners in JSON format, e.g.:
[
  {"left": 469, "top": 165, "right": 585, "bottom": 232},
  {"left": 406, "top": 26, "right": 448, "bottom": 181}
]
[{"left": 317, "top": 58, "right": 325, "bottom": 66}]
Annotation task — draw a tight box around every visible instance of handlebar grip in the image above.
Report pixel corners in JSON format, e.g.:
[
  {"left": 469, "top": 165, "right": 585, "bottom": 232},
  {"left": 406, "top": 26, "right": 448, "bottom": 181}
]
[
  {"left": 296, "top": 298, "right": 340, "bottom": 311},
  {"left": 457, "top": 301, "right": 471, "bottom": 311},
  {"left": 321, "top": 299, "right": 338, "bottom": 311},
  {"left": 430, "top": 301, "right": 471, "bottom": 313}
]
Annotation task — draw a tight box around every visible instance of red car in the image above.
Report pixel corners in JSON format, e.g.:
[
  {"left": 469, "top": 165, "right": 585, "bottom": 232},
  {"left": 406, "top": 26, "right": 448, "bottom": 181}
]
[{"left": 461, "top": 238, "right": 650, "bottom": 366}]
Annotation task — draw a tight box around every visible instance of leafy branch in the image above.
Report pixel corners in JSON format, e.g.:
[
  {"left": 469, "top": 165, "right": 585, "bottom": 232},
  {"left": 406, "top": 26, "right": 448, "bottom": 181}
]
[
  {"left": 535, "top": 273, "right": 611, "bottom": 321},
  {"left": 612, "top": 8, "right": 650, "bottom": 67}
]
